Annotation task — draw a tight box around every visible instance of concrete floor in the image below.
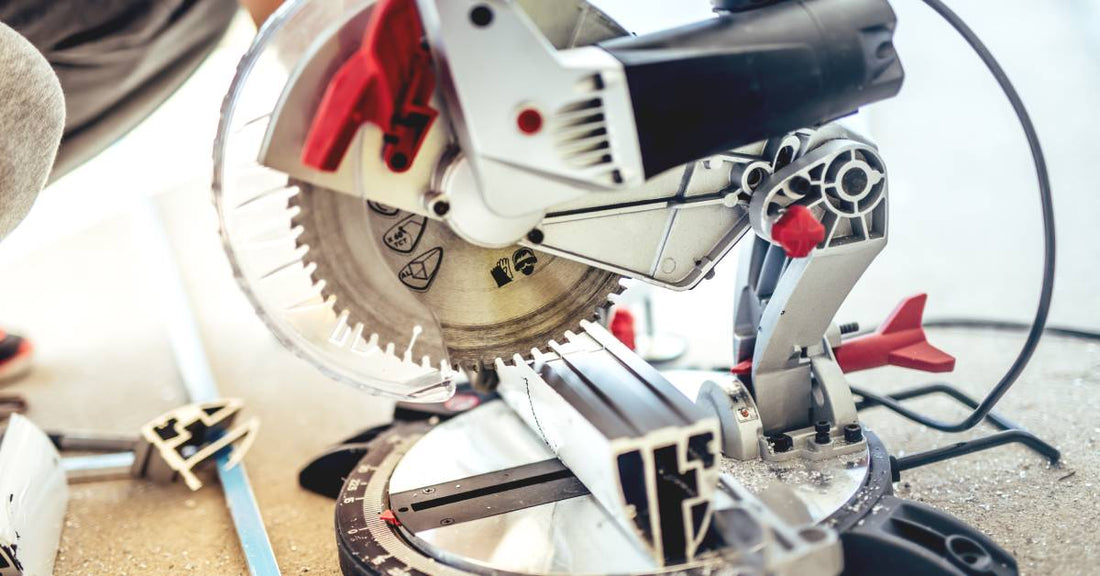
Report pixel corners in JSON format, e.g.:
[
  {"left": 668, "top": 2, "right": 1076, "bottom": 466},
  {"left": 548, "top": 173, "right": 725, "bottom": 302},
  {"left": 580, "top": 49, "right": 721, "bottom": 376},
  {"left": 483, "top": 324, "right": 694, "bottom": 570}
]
[
  {"left": 0, "top": 0, "right": 1098, "bottom": 575},
  {"left": 1, "top": 189, "right": 1096, "bottom": 575}
]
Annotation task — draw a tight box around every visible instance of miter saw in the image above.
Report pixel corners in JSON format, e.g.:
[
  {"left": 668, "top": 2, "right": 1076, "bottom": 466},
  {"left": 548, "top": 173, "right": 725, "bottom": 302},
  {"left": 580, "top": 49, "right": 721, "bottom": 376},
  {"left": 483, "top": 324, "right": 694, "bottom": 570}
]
[{"left": 212, "top": 0, "right": 1058, "bottom": 575}]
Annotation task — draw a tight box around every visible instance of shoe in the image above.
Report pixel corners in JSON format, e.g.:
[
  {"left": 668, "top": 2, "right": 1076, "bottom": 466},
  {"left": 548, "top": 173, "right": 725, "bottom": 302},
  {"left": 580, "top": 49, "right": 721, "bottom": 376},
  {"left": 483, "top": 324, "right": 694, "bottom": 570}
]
[{"left": 0, "top": 329, "right": 33, "bottom": 383}]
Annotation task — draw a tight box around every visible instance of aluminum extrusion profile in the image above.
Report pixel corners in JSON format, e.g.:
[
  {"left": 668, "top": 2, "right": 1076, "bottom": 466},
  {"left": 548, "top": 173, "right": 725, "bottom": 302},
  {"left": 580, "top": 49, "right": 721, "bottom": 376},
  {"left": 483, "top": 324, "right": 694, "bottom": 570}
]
[{"left": 496, "top": 321, "right": 719, "bottom": 565}]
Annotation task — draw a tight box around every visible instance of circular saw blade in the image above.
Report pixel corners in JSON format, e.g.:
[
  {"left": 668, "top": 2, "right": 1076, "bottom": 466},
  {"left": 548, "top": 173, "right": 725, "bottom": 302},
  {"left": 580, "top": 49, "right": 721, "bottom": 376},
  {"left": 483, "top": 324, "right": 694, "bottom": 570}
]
[
  {"left": 292, "top": 182, "right": 624, "bottom": 371},
  {"left": 214, "top": 0, "right": 457, "bottom": 403},
  {"left": 287, "top": 0, "right": 630, "bottom": 372},
  {"left": 213, "top": 0, "right": 630, "bottom": 400}
]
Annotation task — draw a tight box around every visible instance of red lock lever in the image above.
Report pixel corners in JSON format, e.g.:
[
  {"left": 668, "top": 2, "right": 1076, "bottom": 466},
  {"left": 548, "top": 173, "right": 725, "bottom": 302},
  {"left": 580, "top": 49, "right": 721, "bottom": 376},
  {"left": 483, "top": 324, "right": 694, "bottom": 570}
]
[
  {"left": 731, "top": 294, "right": 955, "bottom": 377},
  {"left": 301, "top": 0, "right": 438, "bottom": 174},
  {"left": 834, "top": 294, "right": 956, "bottom": 373}
]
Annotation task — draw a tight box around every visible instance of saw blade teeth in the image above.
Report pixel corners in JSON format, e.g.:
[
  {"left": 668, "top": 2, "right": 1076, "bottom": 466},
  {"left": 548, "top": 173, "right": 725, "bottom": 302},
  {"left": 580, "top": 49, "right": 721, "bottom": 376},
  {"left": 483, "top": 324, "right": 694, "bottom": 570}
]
[
  {"left": 289, "top": 211, "right": 305, "bottom": 229},
  {"left": 351, "top": 332, "right": 380, "bottom": 356},
  {"left": 329, "top": 309, "right": 352, "bottom": 346},
  {"left": 351, "top": 322, "right": 365, "bottom": 348}
]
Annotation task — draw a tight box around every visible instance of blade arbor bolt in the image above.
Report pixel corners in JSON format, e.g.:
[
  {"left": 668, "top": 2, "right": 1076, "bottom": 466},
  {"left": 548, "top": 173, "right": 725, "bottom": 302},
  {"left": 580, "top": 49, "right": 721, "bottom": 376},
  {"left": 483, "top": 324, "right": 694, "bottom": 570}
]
[{"left": 426, "top": 195, "right": 450, "bottom": 217}]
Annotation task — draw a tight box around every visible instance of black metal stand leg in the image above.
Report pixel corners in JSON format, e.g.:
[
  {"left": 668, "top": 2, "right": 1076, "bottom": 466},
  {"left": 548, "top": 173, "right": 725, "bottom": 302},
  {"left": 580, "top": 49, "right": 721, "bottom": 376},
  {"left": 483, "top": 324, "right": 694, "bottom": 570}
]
[
  {"left": 854, "top": 382, "right": 1029, "bottom": 431},
  {"left": 852, "top": 382, "right": 1061, "bottom": 474},
  {"left": 895, "top": 429, "right": 1060, "bottom": 472}
]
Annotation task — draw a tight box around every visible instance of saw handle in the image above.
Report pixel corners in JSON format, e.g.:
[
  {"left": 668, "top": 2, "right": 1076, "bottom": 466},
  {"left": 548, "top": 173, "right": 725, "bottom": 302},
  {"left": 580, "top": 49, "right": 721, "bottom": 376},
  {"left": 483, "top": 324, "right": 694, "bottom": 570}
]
[{"left": 600, "top": 0, "right": 903, "bottom": 178}]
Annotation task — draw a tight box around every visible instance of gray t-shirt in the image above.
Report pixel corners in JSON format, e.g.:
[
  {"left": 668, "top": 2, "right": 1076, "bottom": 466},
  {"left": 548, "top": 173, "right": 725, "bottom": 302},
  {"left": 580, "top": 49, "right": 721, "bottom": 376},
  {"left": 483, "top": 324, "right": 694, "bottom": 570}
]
[
  {"left": 0, "top": 21, "right": 64, "bottom": 239},
  {"left": 1, "top": 0, "right": 237, "bottom": 177}
]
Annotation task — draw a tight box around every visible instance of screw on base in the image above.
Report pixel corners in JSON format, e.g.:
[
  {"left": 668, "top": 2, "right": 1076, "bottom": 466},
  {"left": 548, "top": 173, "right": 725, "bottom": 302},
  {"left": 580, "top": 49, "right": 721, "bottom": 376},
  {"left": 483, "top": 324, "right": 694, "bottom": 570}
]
[
  {"left": 769, "top": 433, "right": 793, "bottom": 453},
  {"left": 844, "top": 423, "right": 863, "bottom": 443},
  {"left": 814, "top": 420, "right": 831, "bottom": 445}
]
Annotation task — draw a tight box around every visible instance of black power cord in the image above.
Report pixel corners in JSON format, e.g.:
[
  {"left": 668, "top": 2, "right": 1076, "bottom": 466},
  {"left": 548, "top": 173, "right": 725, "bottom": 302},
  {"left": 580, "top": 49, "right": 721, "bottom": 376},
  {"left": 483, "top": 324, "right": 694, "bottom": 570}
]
[
  {"left": 922, "top": 318, "right": 1100, "bottom": 342},
  {"left": 853, "top": 0, "right": 1057, "bottom": 433}
]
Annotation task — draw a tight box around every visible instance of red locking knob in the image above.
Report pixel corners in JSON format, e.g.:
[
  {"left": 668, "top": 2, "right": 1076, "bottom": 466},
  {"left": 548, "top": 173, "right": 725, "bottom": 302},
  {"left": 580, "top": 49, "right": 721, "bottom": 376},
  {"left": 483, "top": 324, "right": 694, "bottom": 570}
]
[{"left": 771, "top": 205, "right": 825, "bottom": 258}]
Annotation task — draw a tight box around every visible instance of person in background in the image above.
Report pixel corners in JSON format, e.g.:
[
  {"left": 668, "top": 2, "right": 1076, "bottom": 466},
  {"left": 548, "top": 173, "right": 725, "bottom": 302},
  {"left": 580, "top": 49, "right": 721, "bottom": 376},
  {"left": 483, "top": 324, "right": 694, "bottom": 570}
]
[{"left": 0, "top": 0, "right": 284, "bottom": 383}]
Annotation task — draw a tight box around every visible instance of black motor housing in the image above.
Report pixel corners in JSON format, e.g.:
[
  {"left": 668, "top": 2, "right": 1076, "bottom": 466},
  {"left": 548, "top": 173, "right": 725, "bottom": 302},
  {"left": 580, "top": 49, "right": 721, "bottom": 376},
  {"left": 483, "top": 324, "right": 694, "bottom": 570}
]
[{"left": 600, "top": 0, "right": 904, "bottom": 177}]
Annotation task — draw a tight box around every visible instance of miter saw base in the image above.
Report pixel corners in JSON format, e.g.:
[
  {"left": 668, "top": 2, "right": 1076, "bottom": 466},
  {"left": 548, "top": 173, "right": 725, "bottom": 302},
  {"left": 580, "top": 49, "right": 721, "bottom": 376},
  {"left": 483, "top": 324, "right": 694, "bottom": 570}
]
[{"left": 304, "top": 380, "right": 1020, "bottom": 576}]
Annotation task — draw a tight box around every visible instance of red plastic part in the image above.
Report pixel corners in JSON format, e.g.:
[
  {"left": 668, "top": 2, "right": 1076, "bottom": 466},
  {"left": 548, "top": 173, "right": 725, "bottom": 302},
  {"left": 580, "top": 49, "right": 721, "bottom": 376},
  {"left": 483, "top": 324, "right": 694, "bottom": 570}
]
[
  {"left": 730, "top": 358, "right": 752, "bottom": 376},
  {"left": 380, "top": 509, "right": 401, "bottom": 526},
  {"left": 301, "top": 0, "right": 438, "bottom": 174},
  {"left": 833, "top": 294, "right": 956, "bottom": 374},
  {"left": 517, "top": 108, "right": 543, "bottom": 135},
  {"left": 0, "top": 330, "right": 33, "bottom": 361},
  {"left": 609, "top": 308, "right": 637, "bottom": 351},
  {"left": 771, "top": 205, "right": 825, "bottom": 258}
]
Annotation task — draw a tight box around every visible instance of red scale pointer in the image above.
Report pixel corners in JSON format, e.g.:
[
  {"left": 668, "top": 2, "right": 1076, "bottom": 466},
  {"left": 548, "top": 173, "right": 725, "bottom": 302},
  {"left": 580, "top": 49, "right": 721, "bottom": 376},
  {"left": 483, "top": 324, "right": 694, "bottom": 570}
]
[{"left": 380, "top": 509, "right": 401, "bottom": 527}]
